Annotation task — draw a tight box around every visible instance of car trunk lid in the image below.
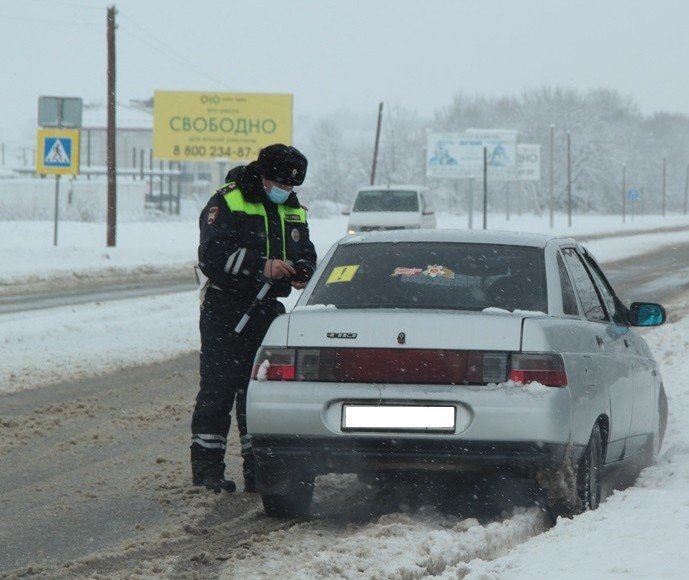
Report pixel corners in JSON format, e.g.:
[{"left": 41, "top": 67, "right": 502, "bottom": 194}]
[{"left": 286, "top": 309, "right": 525, "bottom": 351}]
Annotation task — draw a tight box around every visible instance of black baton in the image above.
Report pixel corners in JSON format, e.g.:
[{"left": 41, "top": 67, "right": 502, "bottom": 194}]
[{"left": 234, "top": 280, "right": 273, "bottom": 334}]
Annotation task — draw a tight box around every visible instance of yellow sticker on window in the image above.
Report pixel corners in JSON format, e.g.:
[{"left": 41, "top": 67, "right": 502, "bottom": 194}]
[{"left": 326, "top": 265, "right": 360, "bottom": 283}]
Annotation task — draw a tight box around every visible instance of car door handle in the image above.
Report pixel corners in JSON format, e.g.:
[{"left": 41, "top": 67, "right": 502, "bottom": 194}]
[{"left": 596, "top": 335, "right": 604, "bottom": 348}]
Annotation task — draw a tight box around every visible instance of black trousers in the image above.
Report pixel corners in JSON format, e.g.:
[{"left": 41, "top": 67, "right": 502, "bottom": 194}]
[{"left": 191, "top": 287, "right": 283, "bottom": 475}]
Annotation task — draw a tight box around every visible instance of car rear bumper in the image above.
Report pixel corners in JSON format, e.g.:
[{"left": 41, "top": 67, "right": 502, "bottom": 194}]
[
  {"left": 249, "top": 435, "right": 570, "bottom": 476},
  {"left": 247, "top": 380, "right": 573, "bottom": 446}
]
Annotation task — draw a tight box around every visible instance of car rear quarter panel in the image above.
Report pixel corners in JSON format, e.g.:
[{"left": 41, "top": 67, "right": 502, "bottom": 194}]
[
  {"left": 521, "top": 317, "right": 611, "bottom": 448},
  {"left": 261, "top": 314, "right": 289, "bottom": 346}
]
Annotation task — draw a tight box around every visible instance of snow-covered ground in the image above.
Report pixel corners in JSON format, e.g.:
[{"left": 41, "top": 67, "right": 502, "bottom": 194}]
[{"left": 2, "top": 210, "right": 689, "bottom": 577}]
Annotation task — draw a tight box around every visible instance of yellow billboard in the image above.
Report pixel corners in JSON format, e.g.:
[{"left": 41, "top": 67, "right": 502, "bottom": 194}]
[
  {"left": 153, "top": 91, "right": 293, "bottom": 161},
  {"left": 36, "top": 128, "right": 80, "bottom": 175}
]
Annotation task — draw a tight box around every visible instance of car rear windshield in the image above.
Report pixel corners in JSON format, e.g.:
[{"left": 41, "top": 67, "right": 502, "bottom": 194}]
[
  {"left": 307, "top": 242, "right": 547, "bottom": 312},
  {"left": 352, "top": 190, "right": 419, "bottom": 212}
]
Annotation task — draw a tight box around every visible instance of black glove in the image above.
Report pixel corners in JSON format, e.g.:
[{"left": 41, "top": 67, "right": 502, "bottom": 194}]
[{"left": 292, "top": 260, "right": 314, "bottom": 284}]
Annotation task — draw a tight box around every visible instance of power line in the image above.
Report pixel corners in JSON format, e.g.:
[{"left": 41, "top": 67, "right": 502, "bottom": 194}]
[
  {"left": 23, "top": 0, "right": 104, "bottom": 9},
  {"left": 0, "top": 13, "right": 101, "bottom": 26},
  {"left": 118, "top": 12, "right": 233, "bottom": 91}
]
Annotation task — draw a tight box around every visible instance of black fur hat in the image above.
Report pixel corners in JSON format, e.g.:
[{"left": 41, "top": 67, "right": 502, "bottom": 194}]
[{"left": 257, "top": 144, "right": 307, "bottom": 186}]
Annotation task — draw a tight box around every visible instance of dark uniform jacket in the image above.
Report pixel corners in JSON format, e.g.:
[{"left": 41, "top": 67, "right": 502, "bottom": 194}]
[{"left": 198, "top": 162, "right": 317, "bottom": 300}]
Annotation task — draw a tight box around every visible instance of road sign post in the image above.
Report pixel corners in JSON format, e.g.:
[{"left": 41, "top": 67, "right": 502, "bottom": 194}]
[
  {"left": 36, "top": 128, "right": 81, "bottom": 246},
  {"left": 37, "top": 95, "right": 82, "bottom": 247},
  {"left": 53, "top": 175, "right": 61, "bottom": 246},
  {"left": 628, "top": 188, "right": 640, "bottom": 224}
]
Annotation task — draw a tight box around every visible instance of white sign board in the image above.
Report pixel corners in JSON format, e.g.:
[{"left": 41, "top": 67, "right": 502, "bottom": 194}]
[
  {"left": 516, "top": 144, "right": 541, "bottom": 181},
  {"left": 426, "top": 130, "right": 518, "bottom": 180}
]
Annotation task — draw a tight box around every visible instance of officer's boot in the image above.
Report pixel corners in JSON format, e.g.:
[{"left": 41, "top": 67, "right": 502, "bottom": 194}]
[
  {"left": 240, "top": 434, "right": 257, "bottom": 492},
  {"left": 191, "top": 443, "right": 236, "bottom": 493},
  {"left": 242, "top": 455, "right": 257, "bottom": 493}
]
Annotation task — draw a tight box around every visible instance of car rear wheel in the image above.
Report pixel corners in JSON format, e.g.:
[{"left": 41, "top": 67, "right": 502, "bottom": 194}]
[
  {"left": 261, "top": 473, "right": 314, "bottom": 519},
  {"left": 544, "top": 423, "right": 604, "bottom": 520},
  {"left": 577, "top": 422, "right": 603, "bottom": 512}
]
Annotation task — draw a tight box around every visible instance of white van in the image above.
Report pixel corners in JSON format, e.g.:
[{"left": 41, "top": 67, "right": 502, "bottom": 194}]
[{"left": 344, "top": 185, "right": 436, "bottom": 234}]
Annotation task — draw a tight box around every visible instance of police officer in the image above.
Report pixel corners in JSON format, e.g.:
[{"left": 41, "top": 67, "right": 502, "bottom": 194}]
[{"left": 191, "top": 144, "right": 317, "bottom": 493}]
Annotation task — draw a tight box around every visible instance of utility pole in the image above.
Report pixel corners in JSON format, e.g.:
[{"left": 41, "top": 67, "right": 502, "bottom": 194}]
[
  {"left": 684, "top": 163, "right": 689, "bottom": 216},
  {"left": 370, "top": 101, "right": 383, "bottom": 186},
  {"left": 506, "top": 185, "right": 510, "bottom": 222},
  {"left": 106, "top": 5, "right": 117, "bottom": 247},
  {"left": 661, "top": 157, "right": 666, "bottom": 217},
  {"left": 549, "top": 125, "right": 554, "bottom": 228},
  {"left": 86, "top": 129, "right": 91, "bottom": 179},
  {"left": 468, "top": 177, "right": 474, "bottom": 229},
  {"left": 622, "top": 164, "right": 626, "bottom": 224},
  {"left": 422, "top": 131, "right": 428, "bottom": 187},
  {"left": 566, "top": 131, "right": 572, "bottom": 227},
  {"left": 483, "top": 146, "right": 488, "bottom": 230}
]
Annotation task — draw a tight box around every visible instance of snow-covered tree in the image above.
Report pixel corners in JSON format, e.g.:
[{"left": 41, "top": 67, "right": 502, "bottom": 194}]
[{"left": 303, "top": 87, "right": 689, "bottom": 217}]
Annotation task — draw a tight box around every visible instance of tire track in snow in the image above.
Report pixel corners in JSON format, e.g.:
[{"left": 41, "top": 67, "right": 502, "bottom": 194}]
[{"left": 223, "top": 499, "right": 549, "bottom": 579}]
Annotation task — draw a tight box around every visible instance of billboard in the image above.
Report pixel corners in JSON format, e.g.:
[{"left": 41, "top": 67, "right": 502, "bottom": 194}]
[
  {"left": 426, "top": 130, "right": 518, "bottom": 180},
  {"left": 153, "top": 91, "right": 293, "bottom": 161},
  {"left": 516, "top": 144, "right": 541, "bottom": 181}
]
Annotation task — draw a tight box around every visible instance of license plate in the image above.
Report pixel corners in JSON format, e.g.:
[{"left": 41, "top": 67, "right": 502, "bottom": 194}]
[{"left": 342, "top": 405, "right": 455, "bottom": 431}]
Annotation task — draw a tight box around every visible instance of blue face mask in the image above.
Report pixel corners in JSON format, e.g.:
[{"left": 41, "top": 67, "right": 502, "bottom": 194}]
[{"left": 266, "top": 185, "right": 290, "bottom": 204}]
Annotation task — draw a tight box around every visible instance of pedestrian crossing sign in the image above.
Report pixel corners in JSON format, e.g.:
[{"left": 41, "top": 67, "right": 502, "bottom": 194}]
[{"left": 36, "top": 128, "right": 80, "bottom": 175}]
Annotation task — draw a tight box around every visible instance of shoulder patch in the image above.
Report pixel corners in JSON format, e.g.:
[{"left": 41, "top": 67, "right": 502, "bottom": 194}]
[
  {"left": 207, "top": 206, "right": 220, "bottom": 225},
  {"left": 217, "top": 182, "right": 236, "bottom": 195},
  {"left": 284, "top": 214, "right": 302, "bottom": 222}
]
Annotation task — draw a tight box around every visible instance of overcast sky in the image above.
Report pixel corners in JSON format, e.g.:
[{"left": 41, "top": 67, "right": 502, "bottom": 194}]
[{"left": 2, "top": 0, "right": 689, "bottom": 145}]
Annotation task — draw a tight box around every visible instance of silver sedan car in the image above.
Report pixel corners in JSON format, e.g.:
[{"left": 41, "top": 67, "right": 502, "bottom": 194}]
[{"left": 246, "top": 230, "right": 667, "bottom": 519}]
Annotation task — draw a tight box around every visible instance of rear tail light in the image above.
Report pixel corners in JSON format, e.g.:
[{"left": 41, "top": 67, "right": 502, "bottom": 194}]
[
  {"left": 251, "top": 347, "right": 295, "bottom": 381},
  {"left": 509, "top": 353, "right": 568, "bottom": 387},
  {"left": 252, "top": 347, "right": 510, "bottom": 384},
  {"left": 252, "top": 348, "right": 567, "bottom": 387}
]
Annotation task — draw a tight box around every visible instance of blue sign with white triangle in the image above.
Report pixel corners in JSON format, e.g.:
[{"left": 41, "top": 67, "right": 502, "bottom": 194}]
[
  {"left": 44, "top": 137, "right": 72, "bottom": 167},
  {"left": 36, "top": 128, "right": 80, "bottom": 175}
]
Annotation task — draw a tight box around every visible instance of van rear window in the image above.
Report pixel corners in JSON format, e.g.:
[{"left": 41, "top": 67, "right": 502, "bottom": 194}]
[{"left": 353, "top": 190, "right": 419, "bottom": 212}]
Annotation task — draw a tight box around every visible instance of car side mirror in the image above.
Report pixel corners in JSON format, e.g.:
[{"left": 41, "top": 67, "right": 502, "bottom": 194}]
[{"left": 629, "top": 302, "right": 666, "bottom": 326}]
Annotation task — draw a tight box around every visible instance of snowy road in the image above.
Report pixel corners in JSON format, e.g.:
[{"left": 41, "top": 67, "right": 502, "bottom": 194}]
[{"left": 0, "top": 276, "right": 195, "bottom": 315}]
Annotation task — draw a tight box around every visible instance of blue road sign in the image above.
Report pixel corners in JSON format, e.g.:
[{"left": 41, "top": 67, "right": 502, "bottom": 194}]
[
  {"left": 628, "top": 189, "right": 640, "bottom": 201},
  {"left": 44, "top": 137, "right": 72, "bottom": 167},
  {"left": 36, "top": 128, "right": 80, "bottom": 175}
]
